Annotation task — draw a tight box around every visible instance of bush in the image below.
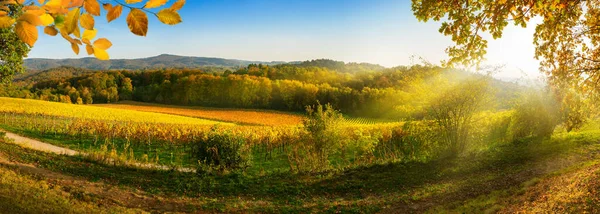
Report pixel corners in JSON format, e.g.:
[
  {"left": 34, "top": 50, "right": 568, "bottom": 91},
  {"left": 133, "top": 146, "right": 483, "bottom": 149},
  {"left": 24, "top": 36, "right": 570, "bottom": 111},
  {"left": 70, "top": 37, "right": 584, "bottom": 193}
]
[
  {"left": 192, "top": 127, "right": 252, "bottom": 175},
  {"left": 287, "top": 103, "right": 345, "bottom": 173},
  {"left": 509, "top": 90, "right": 560, "bottom": 143},
  {"left": 428, "top": 79, "right": 489, "bottom": 155},
  {"left": 375, "top": 121, "right": 439, "bottom": 162}
]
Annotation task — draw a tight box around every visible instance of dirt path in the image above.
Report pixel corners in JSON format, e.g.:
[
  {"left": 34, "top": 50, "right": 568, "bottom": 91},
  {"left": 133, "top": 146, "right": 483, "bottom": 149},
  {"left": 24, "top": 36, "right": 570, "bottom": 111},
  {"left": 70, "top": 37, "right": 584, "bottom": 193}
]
[
  {"left": 0, "top": 129, "right": 196, "bottom": 173},
  {"left": 3, "top": 131, "right": 79, "bottom": 156}
]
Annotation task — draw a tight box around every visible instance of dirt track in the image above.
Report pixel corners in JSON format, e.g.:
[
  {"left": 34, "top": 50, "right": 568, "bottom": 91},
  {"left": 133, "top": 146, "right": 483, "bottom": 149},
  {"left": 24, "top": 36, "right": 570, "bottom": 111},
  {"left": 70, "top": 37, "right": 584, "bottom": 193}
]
[{"left": 0, "top": 130, "right": 195, "bottom": 173}]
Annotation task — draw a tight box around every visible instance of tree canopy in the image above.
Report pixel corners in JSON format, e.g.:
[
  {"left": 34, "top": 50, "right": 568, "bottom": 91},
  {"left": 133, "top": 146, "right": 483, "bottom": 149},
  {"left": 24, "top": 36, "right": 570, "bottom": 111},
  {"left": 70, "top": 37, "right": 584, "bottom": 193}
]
[
  {"left": 0, "top": 0, "right": 184, "bottom": 82},
  {"left": 412, "top": 0, "right": 600, "bottom": 94}
]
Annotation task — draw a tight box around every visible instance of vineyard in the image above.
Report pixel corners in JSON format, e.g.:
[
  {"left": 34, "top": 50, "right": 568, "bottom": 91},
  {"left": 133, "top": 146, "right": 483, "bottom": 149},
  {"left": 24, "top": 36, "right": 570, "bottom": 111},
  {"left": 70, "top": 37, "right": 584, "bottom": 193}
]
[
  {"left": 0, "top": 98, "right": 228, "bottom": 126},
  {"left": 0, "top": 98, "right": 430, "bottom": 172},
  {"left": 96, "top": 101, "right": 305, "bottom": 126}
]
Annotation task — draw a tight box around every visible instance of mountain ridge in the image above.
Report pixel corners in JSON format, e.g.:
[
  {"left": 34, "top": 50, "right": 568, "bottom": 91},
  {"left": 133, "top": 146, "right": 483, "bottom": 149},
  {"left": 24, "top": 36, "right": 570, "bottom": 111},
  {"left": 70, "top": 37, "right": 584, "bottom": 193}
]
[{"left": 24, "top": 54, "right": 290, "bottom": 71}]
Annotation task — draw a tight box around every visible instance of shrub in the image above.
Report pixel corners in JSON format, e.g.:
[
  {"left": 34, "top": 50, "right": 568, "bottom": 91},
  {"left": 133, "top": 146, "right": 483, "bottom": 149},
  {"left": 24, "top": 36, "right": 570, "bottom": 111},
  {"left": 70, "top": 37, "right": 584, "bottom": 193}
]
[
  {"left": 192, "top": 127, "right": 252, "bottom": 175},
  {"left": 345, "top": 128, "right": 380, "bottom": 164},
  {"left": 559, "top": 88, "right": 593, "bottom": 132},
  {"left": 287, "top": 103, "right": 345, "bottom": 173},
  {"left": 509, "top": 90, "right": 560, "bottom": 143},
  {"left": 375, "top": 121, "right": 439, "bottom": 162},
  {"left": 428, "top": 79, "right": 489, "bottom": 155}
]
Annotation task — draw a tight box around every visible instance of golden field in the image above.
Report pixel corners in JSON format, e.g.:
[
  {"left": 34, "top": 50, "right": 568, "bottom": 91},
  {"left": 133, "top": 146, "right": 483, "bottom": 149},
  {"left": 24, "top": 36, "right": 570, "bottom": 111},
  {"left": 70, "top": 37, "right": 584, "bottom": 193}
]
[
  {"left": 96, "top": 101, "right": 305, "bottom": 126},
  {"left": 0, "top": 98, "right": 230, "bottom": 126}
]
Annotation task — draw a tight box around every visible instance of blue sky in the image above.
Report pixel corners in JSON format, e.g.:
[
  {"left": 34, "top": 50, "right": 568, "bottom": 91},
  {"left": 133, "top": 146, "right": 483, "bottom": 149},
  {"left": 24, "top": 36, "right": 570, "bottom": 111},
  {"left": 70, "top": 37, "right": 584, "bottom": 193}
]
[{"left": 29, "top": 0, "right": 541, "bottom": 78}]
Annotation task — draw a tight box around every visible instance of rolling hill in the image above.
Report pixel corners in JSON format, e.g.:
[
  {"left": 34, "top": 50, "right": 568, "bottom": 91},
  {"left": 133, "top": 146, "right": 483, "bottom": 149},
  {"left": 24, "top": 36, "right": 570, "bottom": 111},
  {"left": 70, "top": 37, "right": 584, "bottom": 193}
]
[{"left": 24, "top": 54, "right": 286, "bottom": 71}]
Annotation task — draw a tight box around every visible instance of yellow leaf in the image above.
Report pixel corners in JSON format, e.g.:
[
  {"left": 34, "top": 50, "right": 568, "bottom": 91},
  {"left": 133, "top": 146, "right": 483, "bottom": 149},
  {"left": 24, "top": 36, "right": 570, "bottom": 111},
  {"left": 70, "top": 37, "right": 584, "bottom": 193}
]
[
  {"left": 39, "top": 13, "right": 54, "bottom": 26},
  {"left": 71, "top": 42, "right": 80, "bottom": 55},
  {"left": 0, "top": 16, "right": 14, "bottom": 28},
  {"left": 84, "top": 0, "right": 100, "bottom": 16},
  {"left": 107, "top": 4, "right": 122, "bottom": 22},
  {"left": 126, "top": 8, "right": 147, "bottom": 36},
  {"left": 23, "top": 6, "right": 45, "bottom": 16},
  {"left": 43, "top": 25, "right": 58, "bottom": 36},
  {"left": 170, "top": 0, "right": 185, "bottom": 11},
  {"left": 44, "top": 0, "right": 63, "bottom": 7},
  {"left": 93, "top": 38, "right": 112, "bottom": 50},
  {"left": 102, "top": 3, "right": 112, "bottom": 11},
  {"left": 69, "top": 0, "right": 84, "bottom": 8},
  {"left": 18, "top": 12, "right": 43, "bottom": 26},
  {"left": 157, "top": 9, "right": 181, "bottom": 25},
  {"left": 73, "top": 24, "right": 80, "bottom": 38},
  {"left": 144, "top": 0, "right": 167, "bottom": 9},
  {"left": 65, "top": 7, "right": 80, "bottom": 34},
  {"left": 125, "top": 0, "right": 142, "bottom": 4},
  {"left": 80, "top": 13, "right": 94, "bottom": 30},
  {"left": 86, "top": 44, "right": 94, "bottom": 55},
  {"left": 15, "top": 21, "right": 38, "bottom": 46},
  {"left": 93, "top": 47, "right": 109, "bottom": 60},
  {"left": 38, "top": 0, "right": 45, "bottom": 4},
  {"left": 82, "top": 28, "right": 97, "bottom": 40}
]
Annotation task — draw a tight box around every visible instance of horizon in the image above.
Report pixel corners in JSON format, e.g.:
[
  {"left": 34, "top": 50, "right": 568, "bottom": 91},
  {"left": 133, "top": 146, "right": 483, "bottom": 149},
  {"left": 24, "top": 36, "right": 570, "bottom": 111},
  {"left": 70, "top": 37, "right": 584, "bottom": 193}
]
[{"left": 27, "top": 0, "right": 542, "bottom": 79}]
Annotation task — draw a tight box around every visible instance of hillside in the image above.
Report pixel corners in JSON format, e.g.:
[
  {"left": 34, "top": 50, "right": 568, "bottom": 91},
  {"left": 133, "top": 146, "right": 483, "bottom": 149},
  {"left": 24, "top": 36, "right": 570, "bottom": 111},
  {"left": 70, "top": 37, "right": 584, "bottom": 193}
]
[{"left": 24, "top": 54, "right": 286, "bottom": 71}]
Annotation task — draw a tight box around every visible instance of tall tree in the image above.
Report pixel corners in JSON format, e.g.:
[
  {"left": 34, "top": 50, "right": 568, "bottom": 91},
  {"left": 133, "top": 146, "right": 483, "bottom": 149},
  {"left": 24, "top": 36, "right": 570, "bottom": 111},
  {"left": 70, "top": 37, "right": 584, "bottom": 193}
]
[{"left": 412, "top": 0, "right": 600, "bottom": 93}]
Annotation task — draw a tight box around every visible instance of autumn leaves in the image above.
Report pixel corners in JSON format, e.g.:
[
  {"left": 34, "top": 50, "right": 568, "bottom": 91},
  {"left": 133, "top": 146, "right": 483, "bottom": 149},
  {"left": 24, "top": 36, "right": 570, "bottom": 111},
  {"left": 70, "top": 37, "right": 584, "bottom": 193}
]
[{"left": 0, "top": 0, "right": 184, "bottom": 60}]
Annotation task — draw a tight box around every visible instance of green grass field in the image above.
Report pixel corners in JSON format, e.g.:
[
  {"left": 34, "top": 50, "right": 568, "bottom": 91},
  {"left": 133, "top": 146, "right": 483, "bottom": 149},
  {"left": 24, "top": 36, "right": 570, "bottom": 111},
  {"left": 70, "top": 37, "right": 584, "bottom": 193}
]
[{"left": 1, "top": 98, "right": 600, "bottom": 212}]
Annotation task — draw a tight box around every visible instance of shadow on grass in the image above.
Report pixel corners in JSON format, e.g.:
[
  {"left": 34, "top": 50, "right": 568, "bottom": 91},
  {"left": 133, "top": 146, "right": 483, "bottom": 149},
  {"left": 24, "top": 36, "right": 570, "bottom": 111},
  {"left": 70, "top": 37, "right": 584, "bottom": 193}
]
[{"left": 0, "top": 131, "right": 598, "bottom": 212}]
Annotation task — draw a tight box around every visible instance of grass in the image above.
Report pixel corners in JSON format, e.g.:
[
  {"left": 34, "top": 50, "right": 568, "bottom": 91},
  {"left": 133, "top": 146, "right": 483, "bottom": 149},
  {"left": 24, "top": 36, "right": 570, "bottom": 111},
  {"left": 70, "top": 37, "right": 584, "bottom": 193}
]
[
  {"left": 1, "top": 128, "right": 599, "bottom": 213},
  {"left": 0, "top": 97, "right": 231, "bottom": 125},
  {"left": 0, "top": 164, "right": 141, "bottom": 213},
  {"left": 96, "top": 101, "right": 305, "bottom": 126}
]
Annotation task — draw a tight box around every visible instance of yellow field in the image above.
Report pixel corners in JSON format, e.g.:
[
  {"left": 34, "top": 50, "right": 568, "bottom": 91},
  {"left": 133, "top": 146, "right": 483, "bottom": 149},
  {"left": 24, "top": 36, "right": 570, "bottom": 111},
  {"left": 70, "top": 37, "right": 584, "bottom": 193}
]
[
  {"left": 96, "top": 101, "right": 305, "bottom": 126},
  {"left": 0, "top": 98, "right": 230, "bottom": 125}
]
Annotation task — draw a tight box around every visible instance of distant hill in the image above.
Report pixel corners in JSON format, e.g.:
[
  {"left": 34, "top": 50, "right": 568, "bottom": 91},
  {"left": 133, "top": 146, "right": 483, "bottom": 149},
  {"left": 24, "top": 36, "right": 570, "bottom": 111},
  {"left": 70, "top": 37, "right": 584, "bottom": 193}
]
[{"left": 24, "top": 54, "right": 287, "bottom": 71}]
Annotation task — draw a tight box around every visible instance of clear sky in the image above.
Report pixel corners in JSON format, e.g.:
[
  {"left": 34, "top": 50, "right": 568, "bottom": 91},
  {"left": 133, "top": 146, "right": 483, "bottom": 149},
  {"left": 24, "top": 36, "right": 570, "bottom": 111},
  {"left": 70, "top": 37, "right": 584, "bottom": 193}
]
[{"left": 29, "top": 0, "right": 542, "bottom": 79}]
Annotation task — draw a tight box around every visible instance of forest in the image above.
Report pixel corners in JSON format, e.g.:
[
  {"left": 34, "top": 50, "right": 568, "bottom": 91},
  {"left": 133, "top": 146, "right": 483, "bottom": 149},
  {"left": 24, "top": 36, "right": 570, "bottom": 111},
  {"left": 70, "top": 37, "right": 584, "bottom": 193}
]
[{"left": 2, "top": 60, "right": 522, "bottom": 119}]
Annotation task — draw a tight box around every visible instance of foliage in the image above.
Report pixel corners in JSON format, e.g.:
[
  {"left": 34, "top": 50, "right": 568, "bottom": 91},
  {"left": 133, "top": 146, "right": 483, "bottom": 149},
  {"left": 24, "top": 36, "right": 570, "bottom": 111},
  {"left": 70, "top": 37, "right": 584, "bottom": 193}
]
[
  {"left": 509, "top": 89, "right": 561, "bottom": 143},
  {"left": 192, "top": 126, "right": 252, "bottom": 174},
  {"left": 428, "top": 78, "right": 489, "bottom": 154},
  {"left": 412, "top": 0, "right": 600, "bottom": 95},
  {"left": 5, "top": 65, "right": 523, "bottom": 119},
  {"left": 558, "top": 87, "right": 595, "bottom": 132},
  {"left": 0, "top": 0, "right": 185, "bottom": 84},
  {"left": 288, "top": 103, "right": 345, "bottom": 172},
  {"left": 375, "top": 120, "right": 439, "bottom": 162},
  {"left": 0, "top": 3, "right": 29, "bottom": 83}
]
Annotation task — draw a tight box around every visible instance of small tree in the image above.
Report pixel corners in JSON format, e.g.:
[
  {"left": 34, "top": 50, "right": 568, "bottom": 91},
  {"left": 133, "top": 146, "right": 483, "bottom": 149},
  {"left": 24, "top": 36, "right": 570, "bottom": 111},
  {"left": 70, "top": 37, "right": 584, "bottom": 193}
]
[
  {"left": 558, "top": 88, "right": 594, "bottom": 133},
  {"left": 288, "top": 103, "right": 345, "bottom": 173},
  {"left": 428, "top": 79, "right": 489, "bottom": 155},
  {"left": 509, "top": 89, "right": 561, "bottom": 143}
]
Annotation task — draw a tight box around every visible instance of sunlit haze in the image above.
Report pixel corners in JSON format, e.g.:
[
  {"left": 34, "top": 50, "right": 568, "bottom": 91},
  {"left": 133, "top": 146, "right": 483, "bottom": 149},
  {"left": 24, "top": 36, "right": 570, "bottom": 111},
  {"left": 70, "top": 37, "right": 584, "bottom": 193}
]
[{"left": 28, "top": 0, "right": 541, "bottom": 79}]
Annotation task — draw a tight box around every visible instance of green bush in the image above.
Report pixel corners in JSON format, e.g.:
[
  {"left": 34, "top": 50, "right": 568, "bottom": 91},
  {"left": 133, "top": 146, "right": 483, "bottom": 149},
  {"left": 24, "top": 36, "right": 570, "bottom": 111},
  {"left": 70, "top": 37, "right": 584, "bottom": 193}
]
[
  {"left": 428, "top": 79, "right": 489, "bottom": 155},
  {"left": 192, "top": 127, "right": 252, "bottom": 175},
  {"left": 509, "top": 90, "right": 560, "bottom": 143},
  {"left": 287, "top": 103, "right": 346, "bottom": 173},
  {"left": 375, "top": 121, "right": 439, "bottom": 162}
]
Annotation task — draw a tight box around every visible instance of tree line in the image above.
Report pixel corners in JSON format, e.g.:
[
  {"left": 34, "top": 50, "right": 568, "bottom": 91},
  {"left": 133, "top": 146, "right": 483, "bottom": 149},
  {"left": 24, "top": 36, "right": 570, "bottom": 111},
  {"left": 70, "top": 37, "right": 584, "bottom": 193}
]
[{"left": 2, "top": 62, "right": 521, "bottom": 119}]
